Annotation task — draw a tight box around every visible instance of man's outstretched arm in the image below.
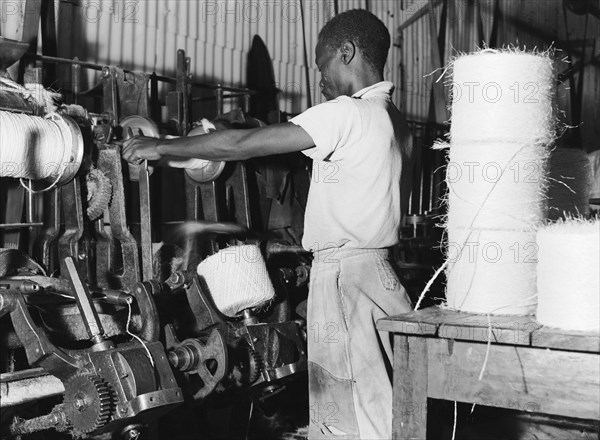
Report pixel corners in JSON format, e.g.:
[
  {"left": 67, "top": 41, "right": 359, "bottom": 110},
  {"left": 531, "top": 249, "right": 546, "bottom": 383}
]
[{"left": 122, "top": 122, "right": 315, "bottom": 163}]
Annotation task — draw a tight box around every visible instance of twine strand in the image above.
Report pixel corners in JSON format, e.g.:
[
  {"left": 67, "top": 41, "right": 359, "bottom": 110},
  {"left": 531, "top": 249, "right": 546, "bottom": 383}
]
[{"left": 126, "top": 302, "right": 155, "bottom": 368}]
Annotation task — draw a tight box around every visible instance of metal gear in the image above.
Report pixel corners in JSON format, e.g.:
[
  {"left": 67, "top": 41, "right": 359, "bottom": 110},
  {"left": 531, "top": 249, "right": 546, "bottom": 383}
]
[
  {"left": 85, "top": 168, "right": 112, "bottom": 220},
  {"left": 238, "top": 345, "right": 264, "bottom": 385},
  {"left": 63, "top": 373, "right": 113, "bottom": 437},
  {"left": 247, "top": 348, "right": 264, "bottom": 384}
]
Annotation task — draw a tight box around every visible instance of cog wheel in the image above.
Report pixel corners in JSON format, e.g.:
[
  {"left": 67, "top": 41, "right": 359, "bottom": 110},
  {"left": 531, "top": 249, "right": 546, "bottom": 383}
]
[
  {"left": 247, "top": 348, "right": 264, "bottom": 384},
  {"left": 85, "top": 168, "right": 112, "bottom": 221},
  {"left": 63, "top": 373, "right": 113, "bottom": 437},
  {"left": 237, "top": 345, "right": 264, "bottom": 385}
]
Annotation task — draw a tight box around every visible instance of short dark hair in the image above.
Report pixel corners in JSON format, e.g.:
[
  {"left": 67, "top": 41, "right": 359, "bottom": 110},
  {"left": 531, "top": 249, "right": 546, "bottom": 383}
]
[{"left": 318, "top": 9, "right": 391, "bottom": 74}]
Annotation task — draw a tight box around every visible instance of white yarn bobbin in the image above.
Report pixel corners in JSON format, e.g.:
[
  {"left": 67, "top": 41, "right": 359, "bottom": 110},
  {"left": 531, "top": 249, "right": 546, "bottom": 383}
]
[
  {"left": 446, "top": 141, "right": 550, "bottom": 230},
  {"left": 547, "top": 148, "right": 591, "bottom": 221},
  {"left": 445, "top": 227, "right": 538, "bottom": 315},
  {"left": 0, "top": 111, "right": 83, "bottom": 186},
  {"left": 536, "top": 219, "right": 600, "bottom": 332},
  {"left": 171, "top": 122, "right": 226, "bottom": 183},
  {"left": 197, "top": 244, "right": 275, "bottom": 317},
  {"left": 450, "top": 51, "right": 556, "bottom": 145}
]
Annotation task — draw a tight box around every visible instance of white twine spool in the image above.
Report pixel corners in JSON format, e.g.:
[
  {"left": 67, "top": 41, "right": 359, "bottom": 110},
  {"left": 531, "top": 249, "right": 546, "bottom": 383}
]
[
  {"left": 196, "top": 244, "right": 275, "bottom": 317},
  {"left": 446, "top": 141, "right": 549, "bottom": 230},
  {"left": 450, "top": 51, "right": 555, "bottom": 144},
  {"left": 536, "top": 220, "right": 600, "bottom": 332},
  {"left": 163, "top": 120, "right": 226, "bottom": 183},
  {"left": 0, "top": 111, "right": 73, "bottom": 180},
  {"left": 445, "top": 227, "right": 538, "bottom": 315},
  {"left": 547, "top": 148, "right": 591, "bottom": 221},
  {"left": 431, "top": 50, "right": 557, "bottom": 316}
]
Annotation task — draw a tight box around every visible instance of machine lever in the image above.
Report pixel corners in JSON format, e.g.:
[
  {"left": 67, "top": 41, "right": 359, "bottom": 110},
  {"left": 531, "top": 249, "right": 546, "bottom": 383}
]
[{"left": 64, "top": 257, "right": 114, "bottom": 350}]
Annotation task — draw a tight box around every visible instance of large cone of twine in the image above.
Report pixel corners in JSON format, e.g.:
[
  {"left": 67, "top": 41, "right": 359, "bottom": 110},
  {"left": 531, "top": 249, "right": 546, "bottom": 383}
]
[
  {"left": 197, "top": 244, "right": 275, "bottom": 317},
  {"left": 536, "top": 219, "right": 600, "bottom": 332},
  {"left": 444, "top": 50, "right": 556, "bottom": 315}
]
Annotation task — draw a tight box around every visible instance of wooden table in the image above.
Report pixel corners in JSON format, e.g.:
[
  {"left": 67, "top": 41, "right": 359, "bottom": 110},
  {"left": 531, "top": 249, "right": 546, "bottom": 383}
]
[{"left": 377, "top": 307, "right": 600, "bottom": 440}]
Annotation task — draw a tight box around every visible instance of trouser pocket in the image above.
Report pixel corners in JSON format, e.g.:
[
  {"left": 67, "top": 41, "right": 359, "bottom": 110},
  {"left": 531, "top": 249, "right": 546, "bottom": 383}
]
[
  {"left": 308, "top": 362, "right": 360, "bottom": 439},
  {"left": 375, "top": 256, "right": 399, "bottom": 291}
]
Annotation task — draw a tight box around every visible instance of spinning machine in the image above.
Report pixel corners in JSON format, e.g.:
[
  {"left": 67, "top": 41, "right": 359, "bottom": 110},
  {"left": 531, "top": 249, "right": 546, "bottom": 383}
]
[{"left": 0, "top": 40, "right": 308, "bottom": 439}]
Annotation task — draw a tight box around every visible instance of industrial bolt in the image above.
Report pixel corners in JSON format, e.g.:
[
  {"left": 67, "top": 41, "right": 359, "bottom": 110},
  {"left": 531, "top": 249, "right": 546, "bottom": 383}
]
[
  {"left": 168, "top": 272, "right": 184, "bottom": 285},
  {"left": 102, "top": 67, "right": 110, "bottom": 78},
  {"left": 124, "top": 428, "right": 140, "bottom": 440},
  {"left": 74, "top": 398, "right": 86, "bottom": 411}
]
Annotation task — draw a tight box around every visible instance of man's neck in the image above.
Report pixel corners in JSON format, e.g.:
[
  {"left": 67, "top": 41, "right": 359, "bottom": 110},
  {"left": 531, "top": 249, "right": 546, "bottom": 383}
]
[{"left": 347, "top": 71, "right": 384, "bottom": 96}]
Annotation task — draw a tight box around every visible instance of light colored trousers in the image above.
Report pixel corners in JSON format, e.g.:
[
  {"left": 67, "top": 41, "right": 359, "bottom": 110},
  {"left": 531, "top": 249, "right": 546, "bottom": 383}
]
[{"left": 307, "top": 248, "right": 413, "bottom": 439}]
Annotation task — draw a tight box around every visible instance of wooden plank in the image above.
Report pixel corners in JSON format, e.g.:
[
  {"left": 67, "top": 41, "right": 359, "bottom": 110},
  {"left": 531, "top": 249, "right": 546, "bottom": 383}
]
[
  {"left": 532, "top": 326, "right": 600, "bottom": 354},
  {"left": 379, "top": 306, "right": 599, "bottom": 352},
  {"left": 392, "top": 335, "right": 428, "bottom": 440},
  {"left": 378, "top": 307, "right": 538, "bottom": 345},
  {"left": 437, "top": 312, "right": 539, "bottom": 346},
  {"left": 377, "top": 307, "right": 443, "bottom": 335},
  {"left": 427, "top": 339, "right": 600, "bottom": 421}
]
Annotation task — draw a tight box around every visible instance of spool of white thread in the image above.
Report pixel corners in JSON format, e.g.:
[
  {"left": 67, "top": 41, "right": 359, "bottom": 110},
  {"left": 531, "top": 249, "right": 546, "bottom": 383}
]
[
  {"left": 166, "top": 122, "right": 226, "bottom": 183},
  {"left": 450, "top": 51, "right": 555, "bottom": 144},
  {"left": 196, "top": 244, "right": 275, "bottom": 317},
  {"left": 445, "top": 227, "right": 538, "bottom": 315},
  {"left": 0, "top": 111, "right": 82, "bottom": 185},
  {"left": 547, "top": 148, "right": 591, "bottom": 221},
  {"left": 536, "top": 220, "right": 600, "bottom": 332},
  {"left": 446, "top": 141, "right": 549, "bottom": 230}
]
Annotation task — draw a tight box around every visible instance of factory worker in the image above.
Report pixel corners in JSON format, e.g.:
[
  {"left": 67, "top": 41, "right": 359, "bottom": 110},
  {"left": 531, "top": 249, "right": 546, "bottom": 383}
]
[{"left": 123, "top": 9, "right": 413, "bottom": 439}]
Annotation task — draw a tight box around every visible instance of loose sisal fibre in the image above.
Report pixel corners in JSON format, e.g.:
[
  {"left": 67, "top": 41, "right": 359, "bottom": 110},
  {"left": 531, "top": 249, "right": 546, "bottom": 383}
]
[
  {"left": 546, "top": 148, "right": 591, "bottom": 221},
  {"left": 446, "top": 141, "right": 550, "bottom": 231},
  {"left": 445, "top": 227, "right": 538, "bottom": 315},
  {"left": 450, "top": 50, "right": 556, "bottom": 145},
  {"left": 196, "top": 244, "right": 275, "bottom": 317},
  {"left": 0, "top": 111, "right": 72, "bottom": 180},
  {"left": 536, "top": 219, "right": 600, "bottom": 332}
]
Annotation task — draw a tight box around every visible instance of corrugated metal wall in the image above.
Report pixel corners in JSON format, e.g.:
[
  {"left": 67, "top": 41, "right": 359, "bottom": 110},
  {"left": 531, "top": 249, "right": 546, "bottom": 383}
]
[
  {"left": 50, "top": 0, "right": 409, "bottom": 116},
  {"left": 1, "top": 0, "right": 597, "bottom": 148},
  {"left": 53, "top": 0, "right": 358, "bottom": 115}
]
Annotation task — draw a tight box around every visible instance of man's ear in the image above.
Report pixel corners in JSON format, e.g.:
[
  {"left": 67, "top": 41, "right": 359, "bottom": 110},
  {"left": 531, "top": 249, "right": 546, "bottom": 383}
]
[{"left": 340, "top": 40, "right": 356, "bottom": 65}]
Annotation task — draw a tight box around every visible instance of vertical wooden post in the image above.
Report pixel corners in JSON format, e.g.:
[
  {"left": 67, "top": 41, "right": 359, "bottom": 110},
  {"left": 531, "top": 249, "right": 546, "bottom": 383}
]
[{"left": 393, "top": 335, "right": 428, "bottom": 440}]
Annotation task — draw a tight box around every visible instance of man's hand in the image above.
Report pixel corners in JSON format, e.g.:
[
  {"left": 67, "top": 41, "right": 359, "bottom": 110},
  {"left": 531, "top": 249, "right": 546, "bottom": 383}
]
[{"left": 122, "top": 136, "right": 162, "bottom": 164}]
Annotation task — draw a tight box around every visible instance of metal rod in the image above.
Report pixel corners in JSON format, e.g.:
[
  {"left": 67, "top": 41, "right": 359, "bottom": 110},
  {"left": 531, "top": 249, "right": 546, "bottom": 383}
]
[
  {"left": 64, "top": 257, "right": 108, "bottom": 347},
  {"left": 191, "top": 92, "right": 255, "bottom": 102},
  {"left": 32, "top": 54, "right": 255, "bottom": 93},
  {"left": 33, "top": 53, "right": 104, "bottom": 70},
  {"left": 0, "top": 222, "right": 44, "bottom": 229},
  {"left": 215, "top": 85, "right": 224, "bottom": 115},
  {"left": 72, "top": 56, "right": 80, "bottom": 104},
  {"left": 1, "top": 372, "right": 65, "bottom": 407},
  {"left": 139, "top": 161, "right": 154, "bottom": 281}
]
